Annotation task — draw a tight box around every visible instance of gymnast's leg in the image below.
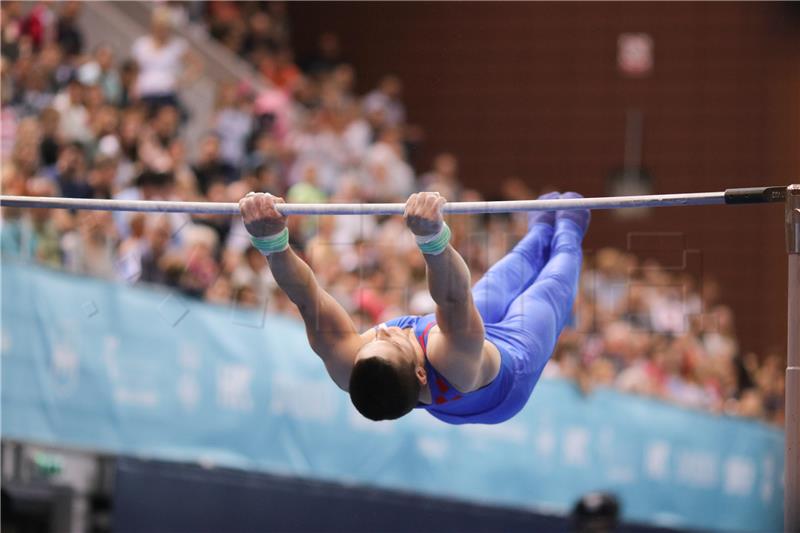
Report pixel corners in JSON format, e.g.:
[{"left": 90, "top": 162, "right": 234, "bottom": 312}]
[
  {"left": 498, "top": 192, "right": 589, "bottom": 374},
  {"left": 472, "top": 192, "right": 559, "bottom": 324}
]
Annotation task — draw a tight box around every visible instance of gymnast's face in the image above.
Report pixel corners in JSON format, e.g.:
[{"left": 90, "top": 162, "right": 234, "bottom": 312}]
[{"left": 356, "top": 326, "right": 421, "bottom": 369}]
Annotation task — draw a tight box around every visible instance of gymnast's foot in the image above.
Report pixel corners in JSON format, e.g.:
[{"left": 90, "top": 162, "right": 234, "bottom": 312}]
[
  {"left": 556, "top": 192, "right": 591, "bottom": 235},
  {"left": 528, "top": 191, "right": 559, "bottom": 230}
]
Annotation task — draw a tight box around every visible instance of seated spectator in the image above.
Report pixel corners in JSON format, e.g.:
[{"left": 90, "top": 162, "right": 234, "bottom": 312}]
[
  {"left": 362, "top": 126, "right": 414, "bottom": 200},
  {"left": 255, "top": 46, "right": 301, "bottom": 93},
  {"left": 52, "top": 142, "right": 91, "bottom": 199},
  {"left": 52, "top": 74, "right": 91, "bottom": 144},
  {"left": 118, "top": 58, "right": 139, "bottom": 108},
  {"left": 61, "top": 211, "right": 117, "bottom": 279},
  {"left": 55, "top": 1, "right": 82, "bottom": 58},
  {"left": 38, "top": 106, "right": 60, "bottom": 167},
  {"left": 363, "top": 74, "right": 405, "bottom": 128},
  {"left": 192, "top": 133, "right": 238, "bottom": 193},
  {"left": 419, "top": 152, "right": 461, "bottom": 199},
  {"left": 139, "top": 215, "right": 177, "bottom": 286},
  {"left": 241, "top": 10, "right": 280, "bottom": 60},
  {"left": 230, "top": 246, "right": 276, "bottom": 305},
  {"left": 88, "top": 44, "right": 123, "bottom": 105},
  {"left": 21, "top": 2, "right": 56, "bottom": 52},
  {"left": 179, "top": 224, "right": 220, "bottom": 298},
  {"left": 17, "top": 63, "right": 53, "bottom": 117},
  {"left": 114, "top": 170, "right": 188, "bottom": 242},
  {"left": 213, "top": 82, "right": 253, "bottom": 170},
  {"left": 300, "top": 32, "right": 345, "bottom": 78},
  {"left": 87, "top": 154, "right": 118, "bottom": 199}
]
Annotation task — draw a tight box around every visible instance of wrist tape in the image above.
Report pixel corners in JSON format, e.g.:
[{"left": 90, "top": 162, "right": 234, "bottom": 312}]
[
  {"left": 250, "top": 227, "right": 290, "bottom": 256},
  {"left": 416, "top": 222, "right": 451, "bottom": 255}
]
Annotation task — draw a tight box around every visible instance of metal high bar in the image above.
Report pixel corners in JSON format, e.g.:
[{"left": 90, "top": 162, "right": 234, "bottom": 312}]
[{"left": 0, "top": 186, "right": 788, "bottom": 215}]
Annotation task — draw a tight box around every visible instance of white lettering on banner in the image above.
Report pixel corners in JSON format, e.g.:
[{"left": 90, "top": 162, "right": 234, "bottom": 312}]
[
  {"left": 676, "top": 450, "right": 718, "bottom": 489},
  {"left": 51, "top": 342, "right": 79, "bottom": 396},
  {"left": 114, "top": 388, "right": 158, "bottom": 407},
  {"left": 53, "top": 343, "right": 79, "bottom": 375},
  {"left": 724, "top": 457, "right": 755, "bottom": 496},
  {"left": 645, "top": 441, "right": 671, "bottom": 481},
  {"left": 177, "top": 343, "right": 201, "bottom": 411},
  {"left": 761, "top": 455, "right": 776, "bottom": 503},
  {"left": 103, "top": 336, "right": 120, "bottom": 380},
  {"left": 103, "top": 334, "right": 161, "bottom": 408},
  {"left": 535, "top": 429, "right": 557, "bottom": 459},
  {"left": 270, "top": 375, "right": 337, "bottom": 422},
  {"left": 177, "top": 375, "right": 200, "bottom": 410},
  {"left": 217, "top": 364, "right": 254, "bottom": 412},
  {"left": 598, "top": 428, "right": 637, "bottom": 484},
  {"left": 563, "top": 427, "right": 590, "bottom": 466},
  {"left": 416, "top": 436, "right": 449, "bottom": 460}
]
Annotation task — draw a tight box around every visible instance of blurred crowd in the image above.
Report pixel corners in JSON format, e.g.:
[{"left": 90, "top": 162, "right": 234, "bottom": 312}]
[{"left": 0, "top": 2, "right": 783, "bottom": 426}]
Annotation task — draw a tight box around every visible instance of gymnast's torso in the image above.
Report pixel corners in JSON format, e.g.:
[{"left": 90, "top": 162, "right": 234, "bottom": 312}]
[{"left": 381, "top": 313, "right": 540, "bottom": 425}]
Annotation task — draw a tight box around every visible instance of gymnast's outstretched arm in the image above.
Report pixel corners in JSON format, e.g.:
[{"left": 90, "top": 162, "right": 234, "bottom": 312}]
[
  {"left": 404, "top": 193, "right": 485, "bottom": 359},
  {"left": 239, "top": 193, "right": 362, "bottom": 389}
]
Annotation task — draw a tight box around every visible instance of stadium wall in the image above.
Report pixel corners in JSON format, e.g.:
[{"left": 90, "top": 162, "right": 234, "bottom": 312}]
[{"left": 288, "top": 2, "right": 800, "bottom": 358}]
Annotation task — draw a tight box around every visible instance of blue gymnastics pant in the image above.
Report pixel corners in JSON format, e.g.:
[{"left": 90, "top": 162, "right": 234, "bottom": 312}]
[{"left": 472, "top": 217, "right": 584, "bottom": 389}]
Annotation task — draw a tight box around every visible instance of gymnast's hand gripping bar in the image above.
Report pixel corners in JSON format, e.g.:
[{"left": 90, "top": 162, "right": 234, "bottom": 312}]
[{"left": 0, "top": 186, "right": 788, "bottom": 216}]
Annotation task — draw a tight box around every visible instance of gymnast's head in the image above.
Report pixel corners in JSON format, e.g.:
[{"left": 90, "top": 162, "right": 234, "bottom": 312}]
[{"left": 349, "top": 325, "right": 426, "bottom": 421}]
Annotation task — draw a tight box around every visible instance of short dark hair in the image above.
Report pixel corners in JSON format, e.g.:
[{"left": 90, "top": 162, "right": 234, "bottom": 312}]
[{"left": 349, "top": 356, "right": 420, "bottom": 421}]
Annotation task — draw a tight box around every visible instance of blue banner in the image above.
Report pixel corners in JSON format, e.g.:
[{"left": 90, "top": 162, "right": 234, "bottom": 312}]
[{"left": 1, "top": 262, "right": 784, "bottom": 531}]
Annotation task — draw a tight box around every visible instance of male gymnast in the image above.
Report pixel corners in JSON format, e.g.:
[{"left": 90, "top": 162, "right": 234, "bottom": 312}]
[{"left": 239, "top": 190, "right": 588, "bottom": 424}]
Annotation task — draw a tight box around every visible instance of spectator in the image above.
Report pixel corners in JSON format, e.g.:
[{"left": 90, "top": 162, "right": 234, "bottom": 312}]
[
  {"left": 38, "top": 106, "right": 60, "bottom": 167},
  {"left": 55, "top": 1, "right": 82, "bottom": 58},
  {"left": 231, "top": 246, "right": 276, "bottom": 305},
  {"left": 241, "top": 11, "right": 280, "bottom": 60},
  {"left": 61, "top": 211, "right": 117, "bottom": 279},
  {"left": 92, "top": 44, "right": 123, "bottom": 105},
  {"left": 139, "top": 215, "right": 177, "bottom": 286},
  {"left": 419, "top": 152, "right": 461, "bottom": 199},
  {"left": 179, "top": 224, "right": 220, "bottom": 298},
  {"left": 301, "top": 32, "right": 344, "bottom": 78},
  {"left": 52, "top": 142, "right": 91, "bottom": 199},
  {"left": 22, "top": 2, "right": 56, "bottom": 52},
  {"left": 52, "top": 75, "right": 91, "bottom": 144},
  {"left": 256, "top": 46, "right": 301, "bottom": 92},
  {"left": 131, "top": 6, "right": 202, "bottom": 113},
  {"left": 118, "top": 58, "right": 139, "bottom": 108},
  {"left": 363, "top": 126, "right": 414, "bottom": 200},
  {"left": 192, "top": 132, "right": 238, "bottom": 193},
  {"left": 213, "top": 82, "right": 253, "bottom": 169},
  {"left": 363, "top": 74, "right": 406, "bottom": 128}
]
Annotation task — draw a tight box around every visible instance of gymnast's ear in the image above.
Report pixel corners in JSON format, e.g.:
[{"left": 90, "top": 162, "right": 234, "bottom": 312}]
[{"left": 415, "top": 365, "right": 427, "bottom": 386}]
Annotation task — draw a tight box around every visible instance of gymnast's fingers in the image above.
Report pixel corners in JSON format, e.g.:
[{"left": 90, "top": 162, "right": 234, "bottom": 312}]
[
  {"left": 404, "top": 193, "right": 418, "bottom": 218},
  {"left": 259, "top": 194, "right": 278, "bottom": 219},
  {"left": 239, "top": 196, "right": 255, "bottom": 222}
]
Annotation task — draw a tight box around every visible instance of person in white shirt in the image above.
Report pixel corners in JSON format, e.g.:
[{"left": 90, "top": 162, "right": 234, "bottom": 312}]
[{"left": 130, "top": 6, "right": 202, "bottom": 112}]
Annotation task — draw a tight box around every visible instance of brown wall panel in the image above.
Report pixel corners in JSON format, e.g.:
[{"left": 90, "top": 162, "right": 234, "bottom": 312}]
[{"left": 289, "top": 2, "right": 800, "bottom": 357}]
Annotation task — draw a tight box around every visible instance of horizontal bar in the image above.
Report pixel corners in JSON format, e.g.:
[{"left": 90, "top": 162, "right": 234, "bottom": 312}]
[
  {"left": 0, "top": 187, "right": 785, "bottom": 216},
  {"left": 0, "top": 192, "right": 726, "bottom": 215}
]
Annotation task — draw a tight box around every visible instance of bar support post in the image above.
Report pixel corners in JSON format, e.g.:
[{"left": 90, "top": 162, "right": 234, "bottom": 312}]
[{"left": 786, "top": 183, "right": 800, "bottom": 533}]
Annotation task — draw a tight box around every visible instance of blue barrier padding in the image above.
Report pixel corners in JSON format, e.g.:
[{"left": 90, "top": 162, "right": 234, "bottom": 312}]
[{"left": 0, "top": 262, "right": 784, "bottom": 531}]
